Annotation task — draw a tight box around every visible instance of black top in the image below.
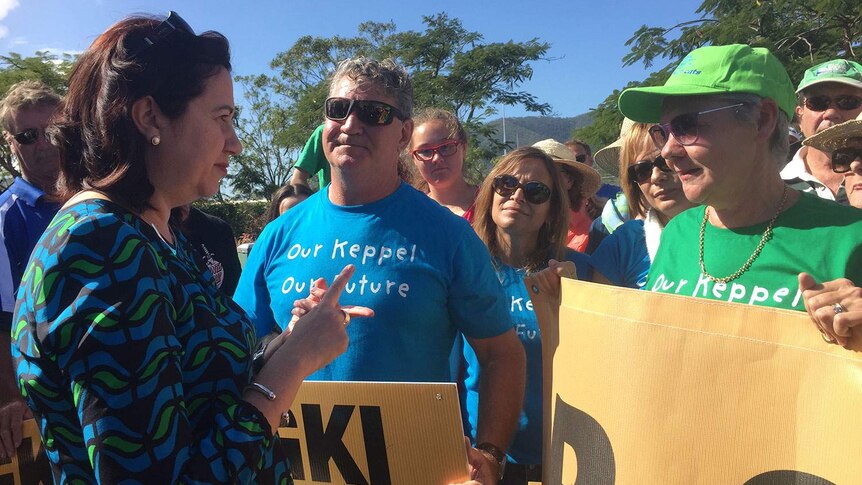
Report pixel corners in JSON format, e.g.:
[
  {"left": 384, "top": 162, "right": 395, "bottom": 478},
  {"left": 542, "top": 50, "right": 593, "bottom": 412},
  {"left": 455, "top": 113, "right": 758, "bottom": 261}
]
[{"left": 182, "top": 207, "right": 242, "bottom": 296}]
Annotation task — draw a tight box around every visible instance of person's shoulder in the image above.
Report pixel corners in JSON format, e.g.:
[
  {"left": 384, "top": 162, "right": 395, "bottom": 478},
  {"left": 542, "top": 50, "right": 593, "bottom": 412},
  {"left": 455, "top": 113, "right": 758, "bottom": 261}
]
[
  {"left": 562, "top": 248, "right": 591, "bottom": 265},
  {"left": 793, "top": 191, "right": 862, "bottom": 225},
  {"left": 664, "top": 206, "right": 703, "bottom": 231},
  {"left": 400, "top": 184, "right": 473, "bottom": 227}
]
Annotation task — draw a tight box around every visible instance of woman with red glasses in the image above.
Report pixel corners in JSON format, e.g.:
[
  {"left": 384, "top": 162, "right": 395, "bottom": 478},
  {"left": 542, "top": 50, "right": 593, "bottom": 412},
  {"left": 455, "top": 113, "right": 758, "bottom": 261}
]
[
  {"left": 802, "top": 111, "right": 862, "bottom": 208},
  {"left": 591, "top": 121, "right": 696, "bottom": 288},
  {"left": 409, "top": 108, "right": 479, "bottom": 221},
  {"left": 459, "top": 147, "right": 592, "bottom": 484}
]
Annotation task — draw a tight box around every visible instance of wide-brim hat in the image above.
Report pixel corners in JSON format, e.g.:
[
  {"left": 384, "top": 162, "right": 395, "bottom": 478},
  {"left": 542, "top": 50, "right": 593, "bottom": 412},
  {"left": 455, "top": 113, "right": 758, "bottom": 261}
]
[
  {"left": 618, "top": 44, "right": 796, "bottom": 123},
  {"left": 593, "top": 117, "right": 636, "bottom": 183},
  {"left": 796, "top": 59, "right": 862, "bottom": 93},
  {"left": 532, "top": 138, "right": 602, "bottom": 197},
  {"left": 802, "top": 111, "right": 862, "bottom": 152}
]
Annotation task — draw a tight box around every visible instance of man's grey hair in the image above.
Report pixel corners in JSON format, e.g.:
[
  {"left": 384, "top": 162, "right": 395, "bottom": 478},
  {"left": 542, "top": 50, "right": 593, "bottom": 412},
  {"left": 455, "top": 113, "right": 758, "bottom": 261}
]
[
  {"left": 713, "top": 93, "right": 790, "bottom": 165},
  {"left": 329, "top": 57, "right": 413, "bottom": 118},
  {"left": 0, "top": 80, "right": 61, "bottom": 132}
]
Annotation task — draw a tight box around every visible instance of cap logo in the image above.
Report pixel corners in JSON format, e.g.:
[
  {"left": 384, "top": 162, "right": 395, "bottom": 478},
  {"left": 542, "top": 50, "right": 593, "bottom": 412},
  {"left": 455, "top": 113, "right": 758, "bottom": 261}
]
[
  {"left": 674, "top": 56, "right": 702, "bottom": 76},
  {"left": 814, "top": 61, "right": 851, "bottom": 77}
]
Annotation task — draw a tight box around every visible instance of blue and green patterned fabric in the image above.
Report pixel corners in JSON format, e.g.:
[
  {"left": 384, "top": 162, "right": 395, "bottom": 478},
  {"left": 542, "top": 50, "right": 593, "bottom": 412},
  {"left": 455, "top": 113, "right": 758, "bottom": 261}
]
[{"left": 11, "top": 199, "right": 291, "bottom": 484}]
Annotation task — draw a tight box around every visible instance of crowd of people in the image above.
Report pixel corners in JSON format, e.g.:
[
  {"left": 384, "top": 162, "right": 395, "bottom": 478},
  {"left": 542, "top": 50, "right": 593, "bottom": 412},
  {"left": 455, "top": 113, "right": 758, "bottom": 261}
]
[{"left": 0, "top": 10, "right": 860, "bottom": 485}]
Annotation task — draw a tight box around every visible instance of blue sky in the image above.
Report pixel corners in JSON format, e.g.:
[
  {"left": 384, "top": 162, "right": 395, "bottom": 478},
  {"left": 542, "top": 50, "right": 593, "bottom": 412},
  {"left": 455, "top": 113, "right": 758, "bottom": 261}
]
[{"left": 1, "top": 0, "right": 702, "bottom": 118}]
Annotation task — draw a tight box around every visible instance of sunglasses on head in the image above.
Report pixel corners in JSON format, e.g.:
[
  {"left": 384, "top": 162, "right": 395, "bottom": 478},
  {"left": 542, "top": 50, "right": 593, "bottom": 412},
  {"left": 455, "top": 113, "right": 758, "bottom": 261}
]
[
  {"left": 11, "top": 127, "right": 47, "bottom": 146},
  {"left": 628, "top": 155, "right": 672, "bottom": 184},
  {"left": 492, "top": 174, "right": 551, "bottom": 204},
  {"left": 412, "top": 140, "right": 460, "bottom": 161},
  {"left": 649, "top": 103, "right": 745, "bottom": 148},
  {"left": 831, "top": 147, "right": 862, "bottom": 173},
  {"left": 324, "top": 97, "right": 405, "bottom": 126},
  {"left": 803, "top": 95, "right": 862, "bottom": 112},
  {"left": 128, "top": 11, "right": 195, "bottom": 59}
]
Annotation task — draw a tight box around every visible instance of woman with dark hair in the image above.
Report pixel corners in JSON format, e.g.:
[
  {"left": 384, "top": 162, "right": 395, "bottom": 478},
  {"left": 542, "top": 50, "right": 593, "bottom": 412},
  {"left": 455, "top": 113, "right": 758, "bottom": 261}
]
[
  {"left": 265, "top": 183, "right": 313, "bottom": 222},
  {"left": 11, "top": 12, "right": 364, "bottom": 483},
  {"left": 462, "top": 147, "right": 592, "bottom": 484},
  {"left": 590, "top": 121, "right": 696, "bottom": 288},
  {"left": 409, "top": 108, "right": 479, "bottom": 220}
]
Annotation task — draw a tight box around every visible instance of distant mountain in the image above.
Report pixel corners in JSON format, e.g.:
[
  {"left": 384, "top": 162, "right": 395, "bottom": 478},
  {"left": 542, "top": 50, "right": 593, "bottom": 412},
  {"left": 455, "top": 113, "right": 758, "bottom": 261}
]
[{"left": 483, "top": 113, "right": 593, "bottom": 148}]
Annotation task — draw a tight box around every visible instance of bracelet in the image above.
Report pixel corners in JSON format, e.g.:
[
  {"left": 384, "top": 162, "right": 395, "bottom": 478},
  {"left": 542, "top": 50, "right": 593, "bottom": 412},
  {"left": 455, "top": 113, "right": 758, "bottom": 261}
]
[{"left": 245, "top": 382, "right": 277, "bottom": 401}]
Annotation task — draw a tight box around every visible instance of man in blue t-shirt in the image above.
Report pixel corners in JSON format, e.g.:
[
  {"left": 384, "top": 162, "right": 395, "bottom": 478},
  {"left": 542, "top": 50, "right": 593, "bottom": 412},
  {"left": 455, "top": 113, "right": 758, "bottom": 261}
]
[
  {"left": 0, "top": 80, "right": 61, "bottom": 459},
  {"left": 235, "top": 57, "right": 525, "bottom": 484}
]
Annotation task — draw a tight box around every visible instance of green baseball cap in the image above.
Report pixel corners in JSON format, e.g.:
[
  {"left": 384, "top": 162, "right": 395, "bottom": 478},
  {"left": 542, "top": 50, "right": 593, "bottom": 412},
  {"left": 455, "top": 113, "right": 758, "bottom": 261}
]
[
  {"left": 618, "top": 44, "right": 796, "bottom": 123},
  {"left": 796, "top": 59, "right": 862, "bottom": 93}
]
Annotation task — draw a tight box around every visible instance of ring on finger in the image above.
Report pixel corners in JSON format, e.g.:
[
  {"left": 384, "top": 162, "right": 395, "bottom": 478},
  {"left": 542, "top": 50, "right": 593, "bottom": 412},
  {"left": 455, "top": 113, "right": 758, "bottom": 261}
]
[
  {"left": 832, "top": 302, "right": 847, "bottom": 315},
  {"left": 341, "top": 309, "right": 351, "bottom": 327}
]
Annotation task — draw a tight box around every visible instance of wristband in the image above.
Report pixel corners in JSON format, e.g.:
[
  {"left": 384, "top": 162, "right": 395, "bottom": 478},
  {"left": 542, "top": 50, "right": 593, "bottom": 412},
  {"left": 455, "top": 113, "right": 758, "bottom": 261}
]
[{"left": 245, "top": 382, "right": 276, "bottom": 401}]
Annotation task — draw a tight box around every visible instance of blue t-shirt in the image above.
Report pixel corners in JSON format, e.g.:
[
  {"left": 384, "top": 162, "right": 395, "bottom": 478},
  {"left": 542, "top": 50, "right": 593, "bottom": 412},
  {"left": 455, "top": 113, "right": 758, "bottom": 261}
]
[
  {"left": 0, "top": 177, "right": 59, "bottom": 329},
  {"left": 234, "top": 182, "right": 512, "bottom": 382},
  {"left": 591, "top": 219, "right": 649, "bottom": 289},
  {"left": 460, "top": 249, "right": 592, "bottom": 465}
]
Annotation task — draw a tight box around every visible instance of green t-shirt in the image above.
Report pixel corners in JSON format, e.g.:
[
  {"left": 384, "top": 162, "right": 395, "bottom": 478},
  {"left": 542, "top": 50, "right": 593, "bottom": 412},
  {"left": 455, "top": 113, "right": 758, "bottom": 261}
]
[
  {"left": 645, "top": 192, "right": 862, "bottom": 311},
  {"left": 293, "top": 124, "right": 330, "bottom": 187}
]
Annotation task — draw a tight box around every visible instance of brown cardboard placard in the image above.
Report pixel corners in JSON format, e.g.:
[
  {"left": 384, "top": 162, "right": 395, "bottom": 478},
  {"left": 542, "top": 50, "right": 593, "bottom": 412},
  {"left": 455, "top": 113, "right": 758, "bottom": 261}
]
[
  {"left": 536, "top": 279, "right": 862, "bottom": 485},
  {"left": 0, "top": 419, "right": 51, "bottom": 485},
  {"left": 279, "top": 381, "right": 469, "bottom": 485}
]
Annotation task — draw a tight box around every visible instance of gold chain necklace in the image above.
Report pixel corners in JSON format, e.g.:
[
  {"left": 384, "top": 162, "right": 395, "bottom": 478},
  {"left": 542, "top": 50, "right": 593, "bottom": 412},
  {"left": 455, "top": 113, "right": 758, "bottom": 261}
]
[{"left": 698, "top": 186, "right": 788, "bottom": 284}]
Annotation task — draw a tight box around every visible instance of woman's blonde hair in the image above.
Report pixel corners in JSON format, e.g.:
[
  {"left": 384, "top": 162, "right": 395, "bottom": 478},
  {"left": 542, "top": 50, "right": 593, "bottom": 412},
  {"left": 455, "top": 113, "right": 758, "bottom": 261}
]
[
  {"left": 618, "top": 122, "right": 657, "bottom": 219},
  {"left": 472, "top": 147, "right": 569, "bottom": 271}
]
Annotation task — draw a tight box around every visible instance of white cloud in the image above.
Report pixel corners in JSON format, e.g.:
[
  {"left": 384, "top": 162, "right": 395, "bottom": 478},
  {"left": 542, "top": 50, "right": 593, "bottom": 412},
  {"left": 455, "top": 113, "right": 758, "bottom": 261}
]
[
  {"left": 0, "top": 25, "right": 7, "bottom": 39},
  {"left": 11, "top": 36, "right": 25, "bottom": 45},
  {"left": 0, "top": 0, "right": 18, "bottom": 20}
]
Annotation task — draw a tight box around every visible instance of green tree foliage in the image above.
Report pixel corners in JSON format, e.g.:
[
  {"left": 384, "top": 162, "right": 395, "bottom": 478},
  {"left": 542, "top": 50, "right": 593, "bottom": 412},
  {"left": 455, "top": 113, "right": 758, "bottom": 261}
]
[
  {"left": 0, "top": 51, "right": 74, "bottom": 189},
  {"left": 577, "top": 0, "right": 862, "bottom": 151},
  {"left": 231, "top": 13, "right": 551, "bottom": 198}
]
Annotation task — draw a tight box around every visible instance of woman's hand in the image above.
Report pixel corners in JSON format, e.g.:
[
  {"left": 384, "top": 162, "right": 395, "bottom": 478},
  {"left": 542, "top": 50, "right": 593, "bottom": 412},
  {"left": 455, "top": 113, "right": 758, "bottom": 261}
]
[
  {"left": 525, "top": 259, "right": 578, "bottom": 303},
  {"left": 798, "top": 272, "right": 862, "bottom": 347},
  {"left": 288, "top": 278, "right": 374, "bottom": 334}
]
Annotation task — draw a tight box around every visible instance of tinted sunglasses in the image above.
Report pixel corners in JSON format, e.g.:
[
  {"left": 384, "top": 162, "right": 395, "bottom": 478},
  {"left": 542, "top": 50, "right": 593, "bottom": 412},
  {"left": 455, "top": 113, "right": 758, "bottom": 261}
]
[
  {"left": 11, "top": 127, "right": 47, "bottom": 146},
  {"left": 492, "top": 175, "right": 551, "bottom": 204},
  {"left": 412, "top": 140, "right": 460, "bottom": 161},
  {"left": 803, "top": 95, "right": 862, "bottom": 112},
  {"left": 831, "top": 147, "right": 862, "bottom": 173},
  {"left": 128, "top": 11, "right": 195, "bottom": 58},
  {"left": 324, "top": 97, "right": 405, "bottom": 126},
  {"left": 649, "top": 103, "right": 745, "bottom": 148},
  {"left": 628, "top": 155, "right": 672, "bottom": 184},
  {"left": 575, "top": 154, "right": 587, "bottom": 163}
]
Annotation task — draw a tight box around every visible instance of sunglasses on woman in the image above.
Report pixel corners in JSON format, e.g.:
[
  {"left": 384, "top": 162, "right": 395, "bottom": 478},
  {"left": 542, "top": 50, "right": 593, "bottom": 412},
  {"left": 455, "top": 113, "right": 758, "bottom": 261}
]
[
  {"left": 831, "top": 147, "right": 862, "bottom": 173},
  {"left": 649, "top": 103, "right": 745, "bottom": 148},
  {"left": 11, "top": 127, "right": 47, "bottom": 145},
  {"left": 492, "top": 175, "right": 551, "bottom": 204},
  {"left": 803, "top": 95, "right": 862, "bottom": 112},
  {"left": 628, "top": 155, "right": 672, "bottom": 184},
  {"left": 128, "top": 11, "right": 195, "bottom": 58},
  {"left": 324, "top": 97, "right": 405, "bottom": 126},
  {"left": 411, "top": 140, "right": 459, "bottom": 161}
]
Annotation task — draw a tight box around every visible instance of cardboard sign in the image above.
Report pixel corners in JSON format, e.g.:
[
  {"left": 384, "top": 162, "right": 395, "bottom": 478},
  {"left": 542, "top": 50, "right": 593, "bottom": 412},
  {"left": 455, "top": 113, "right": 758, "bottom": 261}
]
[
  {"left": 535, "top": 279, "right": 862, "bottom": 485},
  {"left": 0, "top": 419, "right": 51, "bottom": 485},
  {"left": 279, "top": 381, "right": 469, "bottom": 485},
  {"left": 4, "top": 382, "right": 468, "bottom": 485}
]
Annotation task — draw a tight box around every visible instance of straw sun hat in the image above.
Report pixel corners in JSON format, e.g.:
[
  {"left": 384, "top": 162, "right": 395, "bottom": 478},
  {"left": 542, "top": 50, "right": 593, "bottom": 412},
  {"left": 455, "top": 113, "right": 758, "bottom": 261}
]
[
  {"left": 531, "top": 139, "right": 602, "bottom": 197},
  {"left": 593, "top": 117, "right": 636, "bottom": 183},
  {"left": 803, "top": 111, "right": 862, "bottom": 152}
]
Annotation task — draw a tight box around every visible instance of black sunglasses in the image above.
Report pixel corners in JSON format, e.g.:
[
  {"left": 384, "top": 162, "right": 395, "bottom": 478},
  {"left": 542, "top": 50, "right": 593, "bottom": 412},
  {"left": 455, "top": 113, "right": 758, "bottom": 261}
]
[
  {"left": 128, "top": 11, "right": 195, "bottom": 58},
  {"left": 11, "top": 127, "right": 47, "bottom": 146},
  {"left": 628, "top": 155, "right": 672, "bottom": 184},
  {"left": 575, "top": 154, "right": 586, "bottom": 163},
  {"left": 831, "top": 147, "right": 862, "bottom": 173},
  {"left": 804, "top": 95, "right": 862, "bottom": 112},
  {"left": 324, "top": 97, "right": 405, "bottom": 126},
  {"left": 649, "top": 103, "right": 745, "bottom": 148},
  {"left": 492, "top": 175, "right": 552, "bottom": 204}
]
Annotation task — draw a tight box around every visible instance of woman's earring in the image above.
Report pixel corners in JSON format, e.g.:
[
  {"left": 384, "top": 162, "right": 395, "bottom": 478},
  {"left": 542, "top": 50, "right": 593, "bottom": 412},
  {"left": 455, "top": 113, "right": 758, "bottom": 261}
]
[{"left": 151, "top": 135, "right": 161, "bottom": 146}]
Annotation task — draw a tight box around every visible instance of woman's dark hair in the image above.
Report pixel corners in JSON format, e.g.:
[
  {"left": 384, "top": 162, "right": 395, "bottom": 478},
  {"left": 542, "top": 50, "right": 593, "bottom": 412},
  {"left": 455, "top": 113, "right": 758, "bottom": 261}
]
[
  {"left": 557, "top": 164, "right": 586, "bottom": 212},
  {"left": 51, "top": 14, "right": 231, "bottom": 212},
  {"left": 265, "top": 184, "right": 313, "bottom": 222}
]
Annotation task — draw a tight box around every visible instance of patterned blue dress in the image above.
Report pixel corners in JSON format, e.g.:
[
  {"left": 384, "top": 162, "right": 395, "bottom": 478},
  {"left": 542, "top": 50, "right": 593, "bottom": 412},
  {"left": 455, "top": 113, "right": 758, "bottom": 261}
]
[{"left": 11, "top": 199, "right": 291, "bottom": 484}]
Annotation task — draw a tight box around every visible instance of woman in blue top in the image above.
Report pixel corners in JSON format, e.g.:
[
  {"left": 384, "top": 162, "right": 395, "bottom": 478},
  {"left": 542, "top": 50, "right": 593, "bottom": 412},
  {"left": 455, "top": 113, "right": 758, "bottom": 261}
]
[
  {"left": 10, "top": 12, "right": 366, "bottom": 484},
  {"left": 591, "top": 121, "right": 695, "bottom": 288},
  {"left": 462, "top": 147, "right": 592, "bottom": 484}
]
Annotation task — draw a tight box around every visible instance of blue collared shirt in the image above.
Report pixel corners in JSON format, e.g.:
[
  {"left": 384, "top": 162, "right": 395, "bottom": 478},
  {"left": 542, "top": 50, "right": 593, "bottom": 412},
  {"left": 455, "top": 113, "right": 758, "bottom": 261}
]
[{"left": 1, "top": 177, "right": 59, "bottom": 327}]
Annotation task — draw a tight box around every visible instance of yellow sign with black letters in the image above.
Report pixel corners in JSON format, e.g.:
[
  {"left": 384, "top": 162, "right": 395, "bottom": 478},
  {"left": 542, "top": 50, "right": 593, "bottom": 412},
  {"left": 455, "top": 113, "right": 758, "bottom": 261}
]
[{"left": 535, "top": 279, "right": 862, "bottom": 485}]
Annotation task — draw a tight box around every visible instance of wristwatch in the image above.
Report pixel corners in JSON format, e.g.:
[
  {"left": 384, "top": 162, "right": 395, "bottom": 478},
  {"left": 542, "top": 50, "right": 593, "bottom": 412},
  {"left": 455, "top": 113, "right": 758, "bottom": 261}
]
[{"left": 476, "top": 442, "right": 506, "bottom": 480}]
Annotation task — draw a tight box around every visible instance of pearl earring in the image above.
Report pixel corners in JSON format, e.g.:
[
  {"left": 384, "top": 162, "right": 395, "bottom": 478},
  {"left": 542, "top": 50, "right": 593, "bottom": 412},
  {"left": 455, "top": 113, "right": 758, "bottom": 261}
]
[{"left": 151, "top": 136, "right": 161, "bottom": 146}]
